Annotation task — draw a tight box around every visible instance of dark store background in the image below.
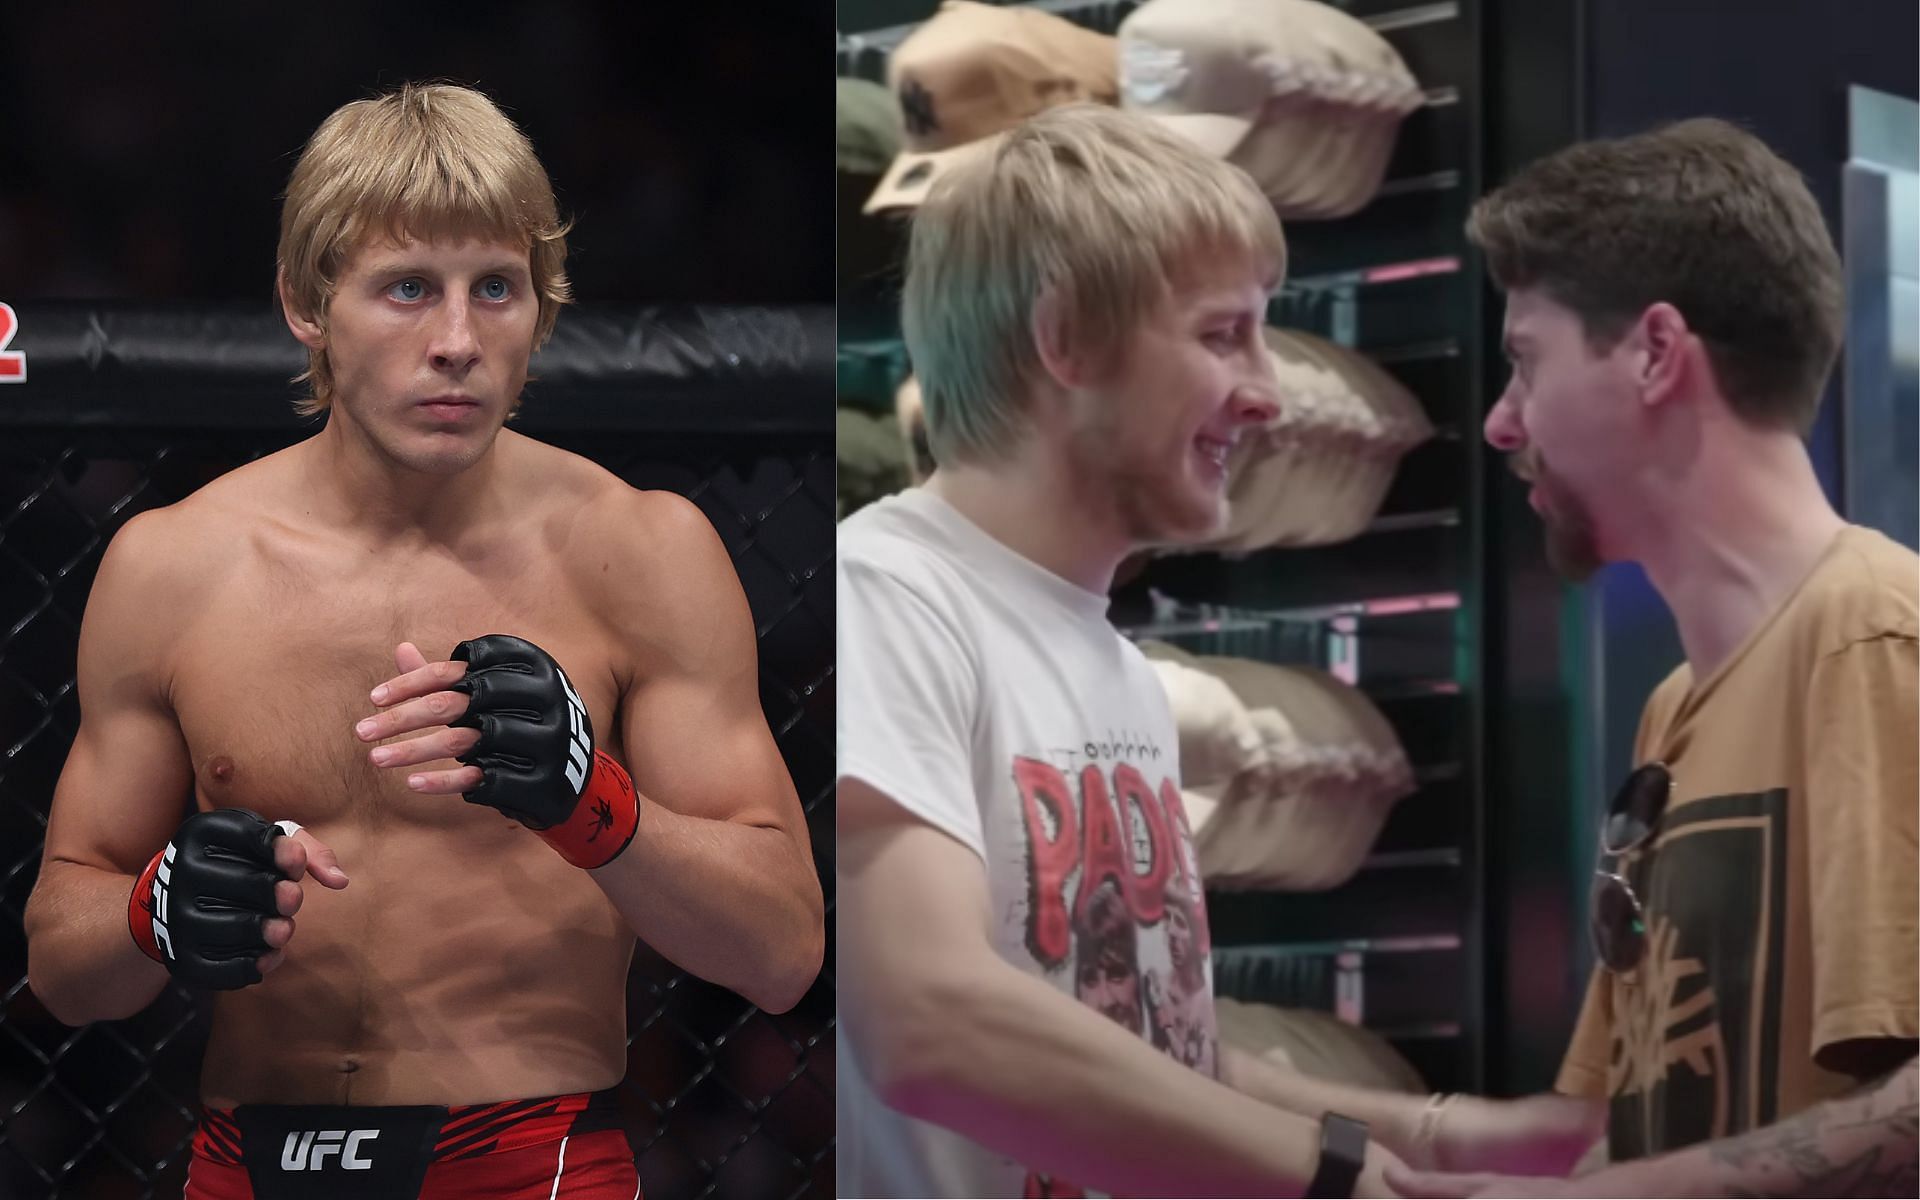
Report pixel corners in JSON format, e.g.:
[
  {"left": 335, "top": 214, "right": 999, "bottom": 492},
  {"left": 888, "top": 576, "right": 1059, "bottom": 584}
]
[{"left": 0, "top": 1, "right": 830, "bottom": 306}]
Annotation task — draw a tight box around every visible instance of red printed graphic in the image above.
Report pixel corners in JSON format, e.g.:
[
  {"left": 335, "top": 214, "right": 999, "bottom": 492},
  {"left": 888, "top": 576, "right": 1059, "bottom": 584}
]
[
  {"left": 1075, "top": 768, "right": 1135, "bottom": 923},
  {"left": 1010, "top": 749, "right": 1220, "bottom": 1197},
  {"left": 1012, "top": 750, "right": 1220, "bottom": 1195},
  {"left": 1019, "top": 757, "right": 1193, "bottom": 966},
  {"left": 1149, "top": 782, "right": 1216, "bottom": 1074},
  {"left": 1158, "top": 781, "right": 1206, "bottom": 950},
  {"left": 1113, "top": 764, "right": 1173, "bottom": 914},
  {"left": 0, "top": 304, "right": 25, "bottom": 383},
  {"left": 1020, "top": 757, "right": 1201, "bottom": 969},
  {"left": 1015, "top": 757, "right": 1080, "bottom": 967}
]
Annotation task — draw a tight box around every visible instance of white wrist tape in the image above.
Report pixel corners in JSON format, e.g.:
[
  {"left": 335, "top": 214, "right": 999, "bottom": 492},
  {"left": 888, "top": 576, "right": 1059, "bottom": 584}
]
[{"left": 273, "top": 820, "right": 303, "bottom": 838}]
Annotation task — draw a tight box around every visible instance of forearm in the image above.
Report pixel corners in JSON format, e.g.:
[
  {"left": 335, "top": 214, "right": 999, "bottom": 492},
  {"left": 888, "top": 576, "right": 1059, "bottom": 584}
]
[
  {"left": 1223, "top": 1043, "right": 1432, "bottom": 1158},
  {"left": 869, "top": 961, "right": 1397, "bottom": 1197},
  {"left": 592, "top": 800, "right": 823, "bottom": 1013},
  {"left": 24, "top": 860, "right": 170, "bottom": 1025},
  {"left": 1586, "top": 1059, "right": 1917, "bottom": 1198}
]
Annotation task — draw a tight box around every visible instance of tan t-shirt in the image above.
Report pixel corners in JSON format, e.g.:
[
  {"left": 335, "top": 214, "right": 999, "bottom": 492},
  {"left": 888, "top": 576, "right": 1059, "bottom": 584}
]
[{"left": 1556, "top": 525, "right": 1919, "bottom": 1160}]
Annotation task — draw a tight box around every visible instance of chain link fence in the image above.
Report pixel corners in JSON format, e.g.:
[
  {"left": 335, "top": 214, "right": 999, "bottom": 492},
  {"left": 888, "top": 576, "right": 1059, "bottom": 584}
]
[{"left": 0, "top": 403, "right": 834, "bottom": 1197}]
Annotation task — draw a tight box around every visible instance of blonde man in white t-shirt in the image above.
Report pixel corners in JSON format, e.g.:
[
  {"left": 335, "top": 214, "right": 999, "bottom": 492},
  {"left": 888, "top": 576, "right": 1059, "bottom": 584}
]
[{"left": 837, "top": 103, "right": 1598, "bottom": 1199}]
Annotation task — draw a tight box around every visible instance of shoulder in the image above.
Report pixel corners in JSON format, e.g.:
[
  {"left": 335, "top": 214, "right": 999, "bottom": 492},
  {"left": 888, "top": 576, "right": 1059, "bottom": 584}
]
[
  {"left": 1117, "top": 635, "right": 1180, "bottom": 728},
  {"left": 837, "top": 491, "right": 943, "bottom": 559},
  {"left": 500, "top": 432, "right": 723, "bottom": 576},
  {"left": 837, "top": 494, "right": 910, "bottom": 564},
  {"left": 1802, "top": 526, "right": 1919, "bottom": 651},
  {"left": 580, "top": 479, "right": 728, "bottom": 578},
  {"left": 840, "top": 510, "right": 983, "bottom": 661},
  {"left": 1115, "top": 634, "right": 1166, "bottom": 689},
  {"left": 94, "top": 453, "right": 285, "bottom": 604},
  {"left": 503, "top": 430, "right": 631, "bottom": 514},
  {"left": 86, "top": 509, "right": 194, "bottom": 663},
  {"left": 1637, "top": 663, "right": 1691, "bottom": 754},
  {"left": 539, "top": 464, "right": 743, "bottom": 659},
  {"left": 838, "top": 492, "right": 970, "bottom": 599},
  {"left": 839, "top": 502, "right": 991, "bottom": 688},
  {"left": 82, "top": 456, "right": 292, "bottom": 679}
]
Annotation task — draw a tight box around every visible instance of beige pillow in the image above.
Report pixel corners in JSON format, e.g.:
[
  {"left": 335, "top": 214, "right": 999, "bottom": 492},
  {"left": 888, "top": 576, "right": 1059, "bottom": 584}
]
[
  {"left": 1119, "top": 0, "right": 1423, "bottom": 218},
  {"left": 1211, "top": 327, "right": 1433, "bottom": 551},
  {"left": 1147, "top": 657, "right": 1267, "bottom": 789},
  {"left": 1189, "top": 656, "right": 1414, "bottom": 891},
  {"left": 1216, "top": 998, "right": 1426, "bottom": 1092}
]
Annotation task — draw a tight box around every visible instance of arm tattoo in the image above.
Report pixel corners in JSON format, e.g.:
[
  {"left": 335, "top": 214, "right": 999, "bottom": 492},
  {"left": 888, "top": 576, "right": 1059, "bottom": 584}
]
[{"left": 1702, "top": 1058, "right": 1918, "bottom": 1198}]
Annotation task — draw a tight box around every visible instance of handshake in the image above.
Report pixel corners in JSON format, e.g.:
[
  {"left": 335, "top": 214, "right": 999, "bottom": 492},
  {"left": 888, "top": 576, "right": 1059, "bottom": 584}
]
[{"left": 127, "top": 634, "right": 639, "bottom": 990}]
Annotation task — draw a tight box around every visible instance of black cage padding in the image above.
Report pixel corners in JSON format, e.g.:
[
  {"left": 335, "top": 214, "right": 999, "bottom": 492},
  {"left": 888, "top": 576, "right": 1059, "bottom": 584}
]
[{"left": 0, "top": 303, "right": 834, "bottom": 434}]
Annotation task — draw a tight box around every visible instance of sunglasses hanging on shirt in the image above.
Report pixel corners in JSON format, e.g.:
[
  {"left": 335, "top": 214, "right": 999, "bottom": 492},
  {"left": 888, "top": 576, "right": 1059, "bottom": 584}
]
[{"left": 1589, "top": 761, "right": 1674, "bottom": 973}]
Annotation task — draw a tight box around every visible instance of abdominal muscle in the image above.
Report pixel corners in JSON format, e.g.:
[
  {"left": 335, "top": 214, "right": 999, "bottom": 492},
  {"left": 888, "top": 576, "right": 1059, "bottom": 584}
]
[{"left": 198, "top": 814, "right": 635, "bottom": 1107}]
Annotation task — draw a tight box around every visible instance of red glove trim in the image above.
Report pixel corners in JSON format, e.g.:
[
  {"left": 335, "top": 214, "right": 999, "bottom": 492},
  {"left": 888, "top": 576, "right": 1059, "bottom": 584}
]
[
  {"left": 540, "top": 749, "right": 639, "bottom": 870},
  {"left": 128, "top": 845, "right": 170, "bottom": 963}
]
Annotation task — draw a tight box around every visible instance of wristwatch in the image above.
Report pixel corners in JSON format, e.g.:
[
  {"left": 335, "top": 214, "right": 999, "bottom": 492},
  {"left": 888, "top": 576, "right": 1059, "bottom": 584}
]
[{"left": 1305, "top": 1112, "right": 1370, "bottom": 1199}]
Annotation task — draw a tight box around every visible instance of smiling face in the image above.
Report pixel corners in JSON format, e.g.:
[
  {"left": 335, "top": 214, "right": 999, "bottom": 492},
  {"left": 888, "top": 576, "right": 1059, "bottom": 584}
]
[
  {"left": 1484, "top": 288, "right": 1648, "bottom": 580},
  {"left": 287, "top": 233, "right": 539, "bottom": 476},
  {"left": 1063, "top": 254, "right": 1281, "bottom": 546}
]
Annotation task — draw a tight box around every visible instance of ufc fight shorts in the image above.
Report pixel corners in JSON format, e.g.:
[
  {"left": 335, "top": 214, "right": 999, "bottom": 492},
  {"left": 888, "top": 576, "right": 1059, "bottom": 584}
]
[{"left": 185, "top": 1088, "right": 639, "bottom": 1199}]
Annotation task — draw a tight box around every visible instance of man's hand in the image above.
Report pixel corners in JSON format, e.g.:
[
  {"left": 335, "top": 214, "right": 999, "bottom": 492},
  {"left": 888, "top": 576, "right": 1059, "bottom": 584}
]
[
  {"left": 129, "top": 810, "right": 347, "bottom": 989},
  {"left": 1398, "top": 1060, "right": 1920, "bottom": 1200},
  {"left": 355, "top": 642, "right": 483, "bottom": 795},
  {"left": 257, "top": 826, "right": 349, "bottom": 976},
  {"left": 359, "top": 638, "right": 640, "bottom": 869},
  {"left": 1358, "top": 1143, "right": 1412, "bottom": 1198},
  {"left": 1410, "top": 1093, "right": 1603, "bottom": 1176},
  {"left": 1386, "top": 1166, "right": 1583, "bottom": 1198}
]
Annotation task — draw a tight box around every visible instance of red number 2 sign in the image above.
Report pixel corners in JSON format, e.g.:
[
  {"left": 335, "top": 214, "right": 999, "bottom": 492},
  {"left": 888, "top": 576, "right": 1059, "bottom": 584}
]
[{"left": 0, "top": 304, "right": 25, "bottom": 382}]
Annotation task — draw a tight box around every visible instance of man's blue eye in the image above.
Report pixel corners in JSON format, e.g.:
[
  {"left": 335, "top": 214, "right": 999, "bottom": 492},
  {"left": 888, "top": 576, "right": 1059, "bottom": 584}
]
[
  {"left": 390, "top": 280, "right": 424, "bottom": 301},
  {"left": 481, "top": 278, "right": 510, "bottom": 300}
]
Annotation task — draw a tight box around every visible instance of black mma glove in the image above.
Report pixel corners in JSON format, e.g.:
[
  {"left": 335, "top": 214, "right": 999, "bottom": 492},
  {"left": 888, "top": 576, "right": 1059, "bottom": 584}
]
[
  {"left": 128, "top": 808, "right": 291, "bottom": 990},
  {"left": 448, "top": 634, "right": 639, "bottom": 869}
]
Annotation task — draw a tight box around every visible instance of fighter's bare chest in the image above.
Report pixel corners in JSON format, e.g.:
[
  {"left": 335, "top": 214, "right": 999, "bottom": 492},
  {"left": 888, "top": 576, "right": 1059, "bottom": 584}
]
[{"left": 167, "top": 544, "right": 622, "bottom": 824}]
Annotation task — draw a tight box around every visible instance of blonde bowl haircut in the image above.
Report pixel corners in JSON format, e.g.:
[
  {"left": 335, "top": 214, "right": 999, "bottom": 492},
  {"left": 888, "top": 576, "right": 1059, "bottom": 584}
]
[
  {"left": 277, "top": 81, "right": 573, "bottom": 417},
  {"left": 902, "top": 103, "right": 1286, "bottom": 469}
]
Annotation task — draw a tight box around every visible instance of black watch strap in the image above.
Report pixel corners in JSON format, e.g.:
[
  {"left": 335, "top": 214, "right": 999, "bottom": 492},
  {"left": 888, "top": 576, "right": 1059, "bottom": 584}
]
[{"left": 1305, "top": 1112, "right": 1369, "bottom": 1199}]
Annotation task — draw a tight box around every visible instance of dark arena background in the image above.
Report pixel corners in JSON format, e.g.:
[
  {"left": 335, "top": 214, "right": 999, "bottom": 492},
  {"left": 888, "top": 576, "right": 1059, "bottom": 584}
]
[{"left": 0, "top": 4, "right": 835, "bottom": 1198}]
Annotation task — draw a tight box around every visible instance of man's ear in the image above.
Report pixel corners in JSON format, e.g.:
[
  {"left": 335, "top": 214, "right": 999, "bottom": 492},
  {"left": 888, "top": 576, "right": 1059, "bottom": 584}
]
[
  {"left": 1030, "top": 286, "right": 1101, "bottom": 391},
  {"left": 278, "top": 268, "right": 326, "bottom": 351},
  {"left": 1634, "top": 302, "right": 1695, "bottom": 411}
]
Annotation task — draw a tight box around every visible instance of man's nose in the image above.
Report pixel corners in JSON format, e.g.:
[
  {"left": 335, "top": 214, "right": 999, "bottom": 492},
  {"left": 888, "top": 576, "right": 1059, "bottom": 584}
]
[
  {"left": 1484, "top": 385, "right": 1526, "bottom": 452},
  {"left": 1229, "top": 382, "right": 1281, "bottom": 427},
  {"left": 428, "top": 296, "right": 481, "bottom": 371}
]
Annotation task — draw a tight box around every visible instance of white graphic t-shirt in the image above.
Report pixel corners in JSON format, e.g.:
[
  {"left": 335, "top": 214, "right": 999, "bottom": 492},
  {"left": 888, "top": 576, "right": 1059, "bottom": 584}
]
[{"left": 837, "top": 489, "right": 1218, "bottom": 1199}]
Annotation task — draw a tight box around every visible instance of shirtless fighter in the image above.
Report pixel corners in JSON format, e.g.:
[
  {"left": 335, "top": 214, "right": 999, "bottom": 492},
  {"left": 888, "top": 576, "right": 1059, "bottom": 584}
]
[{"left": 21, "top": 83, "right": 824, "bottom": 1200}]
